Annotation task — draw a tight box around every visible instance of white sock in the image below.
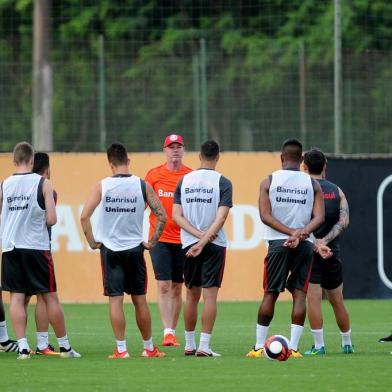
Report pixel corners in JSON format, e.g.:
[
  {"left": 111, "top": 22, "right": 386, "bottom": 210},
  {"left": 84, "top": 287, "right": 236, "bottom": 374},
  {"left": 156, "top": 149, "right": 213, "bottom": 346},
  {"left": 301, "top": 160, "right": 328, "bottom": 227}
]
[
  {"left": 255, "top": 324, "right": 269, "bottom": 350},
  {"left": 17, "top": 337, "right": 29, "bottom": 351},
  {"left": 37, "top": 331, "right": 49, "bottom": 350},
  {"left": 340, "top": 329, "right": 352, "bottom": 346},
  {"left": 164, "top": 328, "right": 174, "bottom": 336},
  {"left": 143, "top": 337, "right": 154, "bottom": 351},
  {"left": 198, "top": 332, "right": 211, "bottom": 352},
  {"left": 185, "top": 330, "right": 196, "bottom": 350},
  {"left": 116, "top": 339, "right": 127, "bottom": 354},
  {"left": 57, "top": 335, "right": 71, "bottom": 350},
  {"left": 0, "top": 320, "right": 9, "bottom": 342},
  {"left": 311, "top": 328, "right": 325, "bottom": 349},
  {"left": 290, "top": 324, "right": 304, "bottom": 351}
]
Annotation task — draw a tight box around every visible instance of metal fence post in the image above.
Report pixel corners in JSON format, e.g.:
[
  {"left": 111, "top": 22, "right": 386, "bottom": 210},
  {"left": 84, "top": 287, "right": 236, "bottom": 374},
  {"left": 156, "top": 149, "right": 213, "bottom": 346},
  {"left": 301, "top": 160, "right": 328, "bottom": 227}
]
[{"left": 98, "top": 34, "right": 106, "bottom": 152}]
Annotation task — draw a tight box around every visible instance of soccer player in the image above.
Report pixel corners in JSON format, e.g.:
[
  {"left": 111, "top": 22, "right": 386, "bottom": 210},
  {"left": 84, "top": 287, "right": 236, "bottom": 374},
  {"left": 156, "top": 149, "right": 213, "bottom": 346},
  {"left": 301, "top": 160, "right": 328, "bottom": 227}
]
[
  {"left": 302, "top": 148, "right": 354, "bottom": 355},
  {"left": 0, "top": 290, "right": 18, "bottom": 353},
  {"left": 22, "top": 152, "right": 59, "bottom": 355},
  {"left": 173, "top": 140, "right": 232, "bottom": 357},
  {"left": 145, "top": 134, "right": 192, "bottom": 346},
  {"left": 80, "top": 143, "right": 167, "bottom": 359},
  {"left": 0, "top": 142, "right": 80, "bottom": 359},
  {"left": 246, "top": 138, "right": 324, "bottom": 359}
]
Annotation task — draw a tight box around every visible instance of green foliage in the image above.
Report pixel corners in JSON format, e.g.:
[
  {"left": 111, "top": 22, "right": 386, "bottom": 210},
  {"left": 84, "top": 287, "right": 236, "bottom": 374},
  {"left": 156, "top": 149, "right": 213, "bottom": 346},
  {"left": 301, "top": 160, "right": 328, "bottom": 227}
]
[{"left": 0, "top": 0, "right": 391, "bottom": 152}]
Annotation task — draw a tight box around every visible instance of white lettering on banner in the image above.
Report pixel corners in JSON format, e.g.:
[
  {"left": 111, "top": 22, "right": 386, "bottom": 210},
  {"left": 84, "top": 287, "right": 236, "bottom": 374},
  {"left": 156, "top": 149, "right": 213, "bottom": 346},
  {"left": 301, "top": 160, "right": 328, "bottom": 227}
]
[
  {"left": 51, "top": 204, "right": 266, "bottom": 252},
  {"left": 52, "top": 205, "right": 84, "bottom": 252},
  {"left": 228, "top": 205, "right": 265, "bottom": 250}
]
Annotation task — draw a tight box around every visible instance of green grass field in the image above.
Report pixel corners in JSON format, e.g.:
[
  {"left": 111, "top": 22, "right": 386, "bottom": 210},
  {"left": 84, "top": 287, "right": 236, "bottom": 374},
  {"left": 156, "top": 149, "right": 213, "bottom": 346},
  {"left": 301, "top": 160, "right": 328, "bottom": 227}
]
[{"left": 1, "top": 300, "right": 391, "bottom": 392}]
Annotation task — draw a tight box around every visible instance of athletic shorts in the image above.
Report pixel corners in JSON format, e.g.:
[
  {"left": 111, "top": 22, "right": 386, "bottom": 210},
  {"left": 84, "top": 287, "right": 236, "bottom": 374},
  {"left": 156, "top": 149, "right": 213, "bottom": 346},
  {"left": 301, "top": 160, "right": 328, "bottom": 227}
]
[
  {"left": 309, "top": 252, "right": 343, "bottom": 290},
  {"left": 263, "top": 240, "right": 313, "bottom": 294},
  {"left": 150, "top": 242, "right": 185, "bottom": 283},
  {"left": 183, "top": 243, "right": 226, "bottom": 289},
  {"left": 1, "top": 248, "right": 57, "bottom": 294},
  {"left": 100, "top": 244, "right": 147, "bottom": 296}
]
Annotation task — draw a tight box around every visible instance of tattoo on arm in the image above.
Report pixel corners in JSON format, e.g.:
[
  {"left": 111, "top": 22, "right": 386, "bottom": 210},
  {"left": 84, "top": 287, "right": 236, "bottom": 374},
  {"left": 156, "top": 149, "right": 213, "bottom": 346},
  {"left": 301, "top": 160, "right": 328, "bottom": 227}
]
[
  {"left": 146, "top": 184, "right": 167, "bottom": 243},
  {"left": 323, "top": 189, "right": 349, "bottom": 244}
]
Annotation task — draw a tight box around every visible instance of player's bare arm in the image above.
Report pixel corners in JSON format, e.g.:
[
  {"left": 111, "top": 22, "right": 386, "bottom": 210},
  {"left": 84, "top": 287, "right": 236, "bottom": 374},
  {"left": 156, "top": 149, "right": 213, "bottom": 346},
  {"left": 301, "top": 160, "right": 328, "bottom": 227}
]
[
  {"left": 172, "top": 203, "right": 205, "bottom": 239},
  {"left": 259, "top": 177, "right": 295, "bottom": 236},
  {"left": 80, "top": 181, "right": 102, "bottom": 250},
  {"left": 144, "top": 183, "right": 167, "bottom": 250},
  {"left": 322, "top": 187, "right": 349, "bottom": 245},
  {"left": 43, "top": 178, "right": 57, "bottom": 227},
  {"left": 186, "top": 206, "right": 231, "bottom": 258}
]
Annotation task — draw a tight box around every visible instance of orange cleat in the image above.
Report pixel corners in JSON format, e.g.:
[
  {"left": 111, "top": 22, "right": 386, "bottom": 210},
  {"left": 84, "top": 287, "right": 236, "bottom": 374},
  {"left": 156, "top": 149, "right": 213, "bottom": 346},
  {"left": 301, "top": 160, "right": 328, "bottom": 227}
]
[
  {"left": 162, "top": 333, "right": 180, "bottom": 347},
  {"left": 108, "top": 348, "right": 130, "bottom": 359},
  {"left": 141, "top": 346, "right": 166, "bottom": 358},
  {"left": 36, "top": 345, "right": 60, "bottom": 356}
]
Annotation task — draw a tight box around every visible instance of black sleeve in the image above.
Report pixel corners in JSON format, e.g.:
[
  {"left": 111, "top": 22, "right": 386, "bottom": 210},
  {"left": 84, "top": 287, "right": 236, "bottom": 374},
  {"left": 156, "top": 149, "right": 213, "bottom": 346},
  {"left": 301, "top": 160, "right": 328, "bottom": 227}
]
[
  {"left": 173, "top": 178, "right": 183, "bottom": 205},
  {"left": 37, "top": 177, "right": 45, "bottom": 210},
  {"left": 219, "top": 176, "right": 233, "bottom": 208},
  {"left": 140, "top": 179, "right": 147, "bottom": 203}
]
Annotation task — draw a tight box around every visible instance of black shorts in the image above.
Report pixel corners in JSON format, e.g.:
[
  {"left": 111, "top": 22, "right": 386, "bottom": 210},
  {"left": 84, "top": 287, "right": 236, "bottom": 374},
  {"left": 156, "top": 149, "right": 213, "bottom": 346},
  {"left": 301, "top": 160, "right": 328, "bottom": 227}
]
[
  {"left": 1, "top": 248, "right": 57, "bottom": 294},
  {"left": 150, "top": 242, "right": 185, "bottom": 283},
  {"left": 263, "top": 240, "right": 313, "bottom": 294},
  {"left": 100, "top": 244, "right": 147, "bottom": 296},
  {"left": 183, "top": 243, "right": 226, "bottom": 289},
  {"left": 310, "top": 252, "right": 343, "bottom": 290}
]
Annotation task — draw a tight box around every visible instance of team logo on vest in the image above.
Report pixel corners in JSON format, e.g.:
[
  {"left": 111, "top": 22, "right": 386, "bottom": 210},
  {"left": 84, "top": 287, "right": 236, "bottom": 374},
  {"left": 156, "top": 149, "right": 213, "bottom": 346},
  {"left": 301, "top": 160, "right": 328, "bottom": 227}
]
[
  {"left": 275, "top": 186, "right": 308, "bottom": 205},
  {"left": 185, "top": 186, "right": 213, "bottom": 203},
  {"left": 7, "top": 194, "right": 31, "bottom": 211},
  {"left": 105, "top": 195, "right": 138, "bottom": 213}
]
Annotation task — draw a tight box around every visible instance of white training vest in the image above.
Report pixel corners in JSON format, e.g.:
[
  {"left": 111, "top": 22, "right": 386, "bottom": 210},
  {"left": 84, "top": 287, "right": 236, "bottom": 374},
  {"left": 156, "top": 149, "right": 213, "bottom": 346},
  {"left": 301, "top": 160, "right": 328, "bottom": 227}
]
[
  {"left": 180, "top": 169, "right": 227, "bottom": 248},
  {"left": 0, "top": 173, "right": 50, "bottom": 252},
  {"left": 93, "top": 176, "right": 145, "bottom": 251},
  {"left": 264, "top": 170, "right": 314, "bottom": 241}
]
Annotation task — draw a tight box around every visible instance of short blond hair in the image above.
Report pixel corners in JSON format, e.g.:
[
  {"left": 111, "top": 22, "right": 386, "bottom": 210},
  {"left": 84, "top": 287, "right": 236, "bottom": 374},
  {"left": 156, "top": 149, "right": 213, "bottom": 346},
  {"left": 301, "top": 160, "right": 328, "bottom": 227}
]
[{"left": 13, "top": 142, "right": 34, "bottom": 165}]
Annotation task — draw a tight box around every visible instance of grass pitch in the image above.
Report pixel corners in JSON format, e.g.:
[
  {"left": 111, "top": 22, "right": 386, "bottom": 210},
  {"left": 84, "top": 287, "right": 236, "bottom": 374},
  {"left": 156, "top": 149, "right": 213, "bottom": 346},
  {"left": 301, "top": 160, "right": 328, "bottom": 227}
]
[{"left": 1, "top": 300, "right": 390, "bottom": 392}]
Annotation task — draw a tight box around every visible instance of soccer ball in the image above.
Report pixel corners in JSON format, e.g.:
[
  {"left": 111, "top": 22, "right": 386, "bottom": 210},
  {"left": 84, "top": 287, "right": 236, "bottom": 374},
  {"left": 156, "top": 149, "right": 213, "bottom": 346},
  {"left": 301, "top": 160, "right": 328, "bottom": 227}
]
[{"left": 264, "top": 335, "right": 290, "bottom": 361}]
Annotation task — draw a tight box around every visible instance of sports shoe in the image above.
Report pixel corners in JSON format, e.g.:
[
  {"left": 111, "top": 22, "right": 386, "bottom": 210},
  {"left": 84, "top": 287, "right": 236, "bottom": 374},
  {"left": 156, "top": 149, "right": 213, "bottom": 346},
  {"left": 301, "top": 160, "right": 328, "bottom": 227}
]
[
  {"left": 0, "top": 339, "right": 18, "bottom": 353},
  {"left": 246, "top": 347, "right": 264, "bottom": 358},
  {"left": 304, "top": 346, "right": 326, "bottom": 356},
  {"left": 379, "top": 333, "right": 392, "bottom": 343},
  {"left": 289, "top": 349, "right": 303, "bottom": 358},
  {"left": 141, "top": 346, "right": 166, "bottom": 358},
  {"left": 59, "top": 347, "right": 82, "bottom": 358},
  {"left": 184, "top": 348, "right": 196, "bottom": 356},
  {"left": 17, "top": 349, "right": 31, "bottom": 360},
  {"left": 196, "top": 349, "right": 221, "bottom": 357},
  {"left": 36, "top": 344, "right": 60, "bottom": 356},
  {"left": 162, "top": 333, "right": 180, "bottom": 347},
  {"left": 108, "top": 348, "right": 130, "bottom": 359},
  {"left": 341, "top": 344, "right": 354, "bottom": 354}
]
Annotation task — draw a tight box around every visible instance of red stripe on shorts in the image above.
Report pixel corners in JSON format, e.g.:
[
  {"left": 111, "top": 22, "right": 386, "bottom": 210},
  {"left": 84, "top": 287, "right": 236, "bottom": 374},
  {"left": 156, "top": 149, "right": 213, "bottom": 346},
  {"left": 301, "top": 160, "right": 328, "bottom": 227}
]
[
  {"left": 143, "top": 256, "right": 148, "bottom": 294},
  {"left": 100, "top": 251, "right": 108, "bottom": 296},
  {"left": 303, "top": 254, "right": 314, "bottom": 293},
  {"left": 263, "top": 256, "right": 268, "bottom": 291},
  {"left": 44, "top": 251, "right": 55, "bottom": 292},
  {"left": 218, "top": 248, "right": 226, "bottom": 284}
]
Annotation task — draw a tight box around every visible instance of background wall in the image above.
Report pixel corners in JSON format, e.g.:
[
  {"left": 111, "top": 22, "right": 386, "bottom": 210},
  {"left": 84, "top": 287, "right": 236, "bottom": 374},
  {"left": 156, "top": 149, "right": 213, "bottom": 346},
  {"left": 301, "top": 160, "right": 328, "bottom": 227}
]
[{"left": 1, "top": 153, "right": 391, "bottom": 302}]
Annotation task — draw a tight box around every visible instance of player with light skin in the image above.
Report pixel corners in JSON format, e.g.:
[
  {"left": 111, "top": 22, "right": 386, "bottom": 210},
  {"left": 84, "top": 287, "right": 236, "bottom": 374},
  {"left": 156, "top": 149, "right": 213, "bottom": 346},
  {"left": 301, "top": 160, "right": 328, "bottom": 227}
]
[
  {"left": 145, "top": 134, "right": 192, "bottom": 347},
  {"left": 0, "top": 142, "right": 80, "bottom": 359},
  {"left": 247, "top": 138, "right": 325, "bottom": 359},
  {"left": 173, "top": 140, "right": 232, "bottom": 357},
  {"left": 22, "top": 152, "right": 59, "bottom": 355},
  {"left": 81, "top": 143, "right": 167, "bottom": 359},
  {"left": 303, "top": 148, "right": 354, "bottom": 355}
]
